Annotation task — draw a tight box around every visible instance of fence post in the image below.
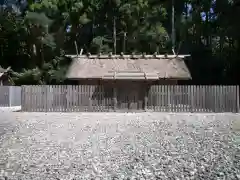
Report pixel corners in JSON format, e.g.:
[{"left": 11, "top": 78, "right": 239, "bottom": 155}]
[
  {"left": 45, "top": 86, "right": 48, "bottom": 112},
  {"left": 21, "top": 86, "right": 24, "bottom": 111},
  {"left": 113, "top": 87, "right": 117, "bottom": 111},
  {"left": 9, "top": 86, "right": 12, "bottom": 107},
  {"left": 237, "top": 85, "right": 239, "bottom": 113},
  {"left": 144, "top": 82, "right": 148, "bottom": 111},
  {"left": 112, "top": 82, "right": 117, "bottom": 111},
  {"left": 191, "top": 85, "right": 194, "bottom": 112}
]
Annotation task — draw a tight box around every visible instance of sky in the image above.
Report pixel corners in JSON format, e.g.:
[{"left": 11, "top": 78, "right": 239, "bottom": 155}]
[{"left": 187, "top": 3, "right": 215, "bottom": 21}]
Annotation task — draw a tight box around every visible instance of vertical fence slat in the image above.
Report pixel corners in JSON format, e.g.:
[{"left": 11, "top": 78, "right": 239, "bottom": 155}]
[
  {"left": 52, "top": 85, "right": 55, "bottom": 112},
  {"left": 157, "top": 85, "right": 160, "bottom": 112},
  {"left": 179, "top": 85, "right": 182, "bottom": 112},
  {"left": 30, "top": 85, "right": 33, "bottom": 112},
  {"left": 209, "top": 85, "right": 213, "bottom": 112},
  {"left": 21, "top": 86, "right": 24, "bottom": 111},
  {"left": 175, "top": 85, "right": 178, "bottom": 112},
  {"left": 233, "top": 85, "right": 236, "bottom": 112},
  {"left": 219, "top": 85, "right": 223, "bottom": 112},
  {"left": 222, "top": 86, "right": 226, "bottom": 113},
  {"left": 162, "top": 85, "right": 165, "bottom": 112},
  {"left": 26, "top": 86, "right": 29, "bottom": 111},
  {"left": 228, "top": 86, "right": 231, "bottom": 112},
  {"left": 216, "top": 85, "right": 219, "bottom": 112},
  {"left": 196, "top": 85, "right": 199, "bottom": 112},
  {"left": 70, "top": 85, "right": 73, "bottom": 112},
  {"left": 58, "top": 85, "right": 61, "bottom": 112},
  {"left": 186, "top": 86, "right": 190, "bottom": 112},
  {"left": 234, "top": 85, "right": 237, "bottom": 113},
  {"left": 237, "top": 85, "right": 239, "bottom": 113},
  {"left": 184, "top": 86, "right": 190, "bottom": 112},
  {"left": 80, "top": 85, "right": 83, "bottom": 111},
  {"left": 199, "top": 85, "right": 202, "bottom": 112},
  {"left": 21, "top": 86, "right": 23, "bottom": 111},
  {"left": 202, "top": 86, "right": 206, "bottom": 112},
  {"left": 35, "top": 86, "right": 38, "bottom": 112},
  {"left": 190, "top": 85, "right": 194, "bottom": 112},
  {"left": 174, "top": 85, "right": 178, "bottom": 112},
  {"left": 172, "top": 85, "right": 175, "bottom": 112},
  {"left": 214, "top": 85, "right": 218, "bottom": 112},
  {"left": 155, "top": 85, "right": 158, "bottom": 111},
  {"left": 30, "top": 86, "right": 33, "bottom": 112},
  {"left": 30, "top": 85, "right": 33, "bottom": 111},
  {"left": 231, "top": 86, "right": 234, "bottom": 112},
  {"left": 56, "top": 85, "right": 59, "bottom": 112}
]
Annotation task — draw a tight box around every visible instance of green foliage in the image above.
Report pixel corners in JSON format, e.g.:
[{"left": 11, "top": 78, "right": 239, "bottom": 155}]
[
  {"left": 0, "top": 0, "right": 240, "bottom": 84},
  {"left": 12, "top": 68, "right": 43, "bottom": 85}
]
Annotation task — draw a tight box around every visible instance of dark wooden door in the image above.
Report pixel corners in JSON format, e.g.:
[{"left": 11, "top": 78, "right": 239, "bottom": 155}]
[
  {"left": 117, "top": 83, "right": 144, "bottom": 111},
  {"left": 127, "top": 84, "right": 139, "bottom": 110}
]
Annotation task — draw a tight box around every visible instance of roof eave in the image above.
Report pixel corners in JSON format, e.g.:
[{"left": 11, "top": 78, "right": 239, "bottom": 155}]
[
  {"left": 67, "top": 76, "right": 192, "bottom": 80},
  {"left": 65, "top": 54, "right": 191, "bottom": 59}
]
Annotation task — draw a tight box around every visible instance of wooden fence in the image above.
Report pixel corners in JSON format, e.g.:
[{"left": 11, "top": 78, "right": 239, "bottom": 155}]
[
  {"left": 148, "top": 85, "right": 239, "bottom": 112},
  {"left": 0, "top": 86, "right": 22, "bottom": 107},
  {"left": 21, "top": 85, "right": 239, "bottom": 112}
]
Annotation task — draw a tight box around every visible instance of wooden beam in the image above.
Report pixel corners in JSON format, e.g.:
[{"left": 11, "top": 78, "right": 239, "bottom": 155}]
[
  {"left": 144, "top": 82, "right": 149, "bottom": 111},
  {"left": 65, "top": 54, "right": 191, "bottom": 59},
  {"left": 113, "top": 74, "right": 117, "bottom": 111},
  {"left": 113, "top": 86, "right": 117, "bottom": 111}
]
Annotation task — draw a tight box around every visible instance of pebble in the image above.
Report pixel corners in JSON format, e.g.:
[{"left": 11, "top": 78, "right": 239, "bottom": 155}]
[{"left": 0, "top": 112, "right": 239, "bottom": 179}]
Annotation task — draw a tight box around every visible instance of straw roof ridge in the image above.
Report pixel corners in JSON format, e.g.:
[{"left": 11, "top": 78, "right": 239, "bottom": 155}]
[
  {"left": 66, "top": 54, "right": 191, "bottom": 80},
  {"left": 0, "top": 66, "right": 11, "bottom": 73},
  {"left": 67, "top": 54, "right": 190, "bottom": 60}
]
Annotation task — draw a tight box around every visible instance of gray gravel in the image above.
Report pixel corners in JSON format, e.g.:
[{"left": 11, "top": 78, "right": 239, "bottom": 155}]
[{"left": 0, "top": 112, "right": 240, "bottom": 180}]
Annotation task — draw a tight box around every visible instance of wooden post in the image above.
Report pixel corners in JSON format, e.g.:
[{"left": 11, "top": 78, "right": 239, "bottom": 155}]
[
  {"left": 45, "top": 86, "right": 48, "bottom": 112},
  {"left": 113, "top": 84, "right": 117, "bottom": 111},
  {"left": 113, "top": 73, "right": 117, "bottom": 111},
  {"left": 9, "top": 86, "right": 12, "bottom": 107},
  {"left": 88, "top": 86, "right": 92, "bottom": 111},
  {"left": 21, "top": 86, "right": 24, "bottom": 111},
  {"left": 191, "top": 85, "right": 194, "bottom": 112},
  {"left": 167, "top": 85, "right": 171, "bottom": 112},
  {"left": 236, "top": 85, "right": 239, "bottom": 113},
  {"left": 144, "top": 82, "right": 148, "bottom": 111}
]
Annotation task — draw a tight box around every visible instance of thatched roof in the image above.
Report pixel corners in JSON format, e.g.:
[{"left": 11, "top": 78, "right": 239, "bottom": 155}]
[
  {"left": 66, "top": 54, "right": 191, "bottom": 80},
  {"left": 0, "top": 66, "right": 11, "bottom": 78},
  {"left": 0, "top": 66, "right": 6, "bottom": 73}
]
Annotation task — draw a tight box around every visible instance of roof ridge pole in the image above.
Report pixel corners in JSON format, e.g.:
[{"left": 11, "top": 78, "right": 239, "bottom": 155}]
[
  {"left": 79, "top": 49, "right": 83, "bottom": 55},
  {"left": 74, "top": 41, "right": 79, "bottom": 56}
]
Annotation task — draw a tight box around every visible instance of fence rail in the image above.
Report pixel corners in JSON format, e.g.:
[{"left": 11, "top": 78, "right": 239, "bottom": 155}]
[
  {"left": 0, "top": 86, "right": 21, "bottom": 107},
  {"left": 21, "top": 85, "right": 239, "bottom": 112}
]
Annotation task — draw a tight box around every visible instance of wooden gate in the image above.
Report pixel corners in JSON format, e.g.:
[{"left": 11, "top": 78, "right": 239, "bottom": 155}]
[{"left": 117, "top": 83, "right": 144, "bottom": 111}]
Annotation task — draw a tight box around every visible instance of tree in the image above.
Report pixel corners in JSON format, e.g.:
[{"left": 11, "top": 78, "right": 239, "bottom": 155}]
[{"left": 1, "top": 0, "right": 240, "bottom": 85}]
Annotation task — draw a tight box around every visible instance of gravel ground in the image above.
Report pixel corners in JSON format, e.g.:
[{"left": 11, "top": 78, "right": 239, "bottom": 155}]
[
  {"left": 0, "top": 112, "right": 240, "bottom": 180},
  {"left": 0, "top": 106, "right": 21, "bottom": 113}
]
